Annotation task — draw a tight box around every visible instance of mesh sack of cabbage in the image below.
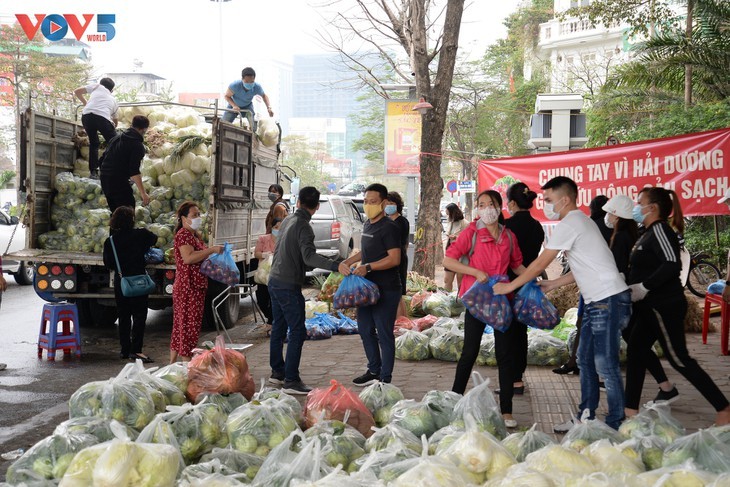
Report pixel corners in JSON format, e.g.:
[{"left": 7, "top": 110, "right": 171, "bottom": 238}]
[
  {"left": 460, "top": 276, "right": 513, "bottom": 332},
  {"left": 512, "top": 280, "right": 560, "bottom": 330},
  {"left": 199, "top": 243, "right": 240, "bottom": 287},
  {"left": 332, "top": 274, "right": 381, "bottom": 309},
  {"left": 6, "top": 432, "right": 99, "bottom": 484},
  {"left": 137, "top": 401, "right": 229, "bottom": 465}
]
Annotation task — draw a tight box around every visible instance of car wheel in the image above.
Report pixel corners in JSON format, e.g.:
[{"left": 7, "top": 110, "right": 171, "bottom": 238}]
[{"left": 13, "top": 262, "right": 34, "bottom": 285}]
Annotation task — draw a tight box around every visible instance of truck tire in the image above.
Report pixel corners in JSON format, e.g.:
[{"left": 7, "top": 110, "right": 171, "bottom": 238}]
[
  {"left": 202, "top": 280, "right": 240, "bottom": 330},
  {"left": 13, "top": 262, "right": 34, "bottom": 285}
]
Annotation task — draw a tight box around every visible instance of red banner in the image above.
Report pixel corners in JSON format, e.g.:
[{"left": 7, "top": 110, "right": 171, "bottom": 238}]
[{"left": 479, "top": 128, "right": 730, "bottom": 222}]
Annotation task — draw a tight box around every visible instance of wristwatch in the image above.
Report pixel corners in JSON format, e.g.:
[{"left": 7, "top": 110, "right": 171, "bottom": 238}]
[{"left": 365, "top": 264, "right": 372, "bottom": 273}]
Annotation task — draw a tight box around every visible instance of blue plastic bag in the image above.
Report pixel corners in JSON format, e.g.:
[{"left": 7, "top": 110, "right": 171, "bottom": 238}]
[
  {"left": 708, "top": 280, "right": 727, "bottom": 295},
  {"left": 200, "top": 242, "right": 240, "bottom": 287},
  {"left": 461, "top": 275, "right": 513, "bottom": 332},
  {"left": 332, "top": 274, "right": 380, "bottom": 309},
  {"left": 513, "top": 280, "right": 560, "bottom": 330},
  {"left": 144, "top": 248, "right": 164, "bottom": 264},
  {"left": 314, "top": 312, "right": 340, "bottom": 333},
  {"left": 336, "top": 311, "right": 359, "bottom": 334},
  {"left": 304, "top": 315, "right": 334, "bottom": 340}
]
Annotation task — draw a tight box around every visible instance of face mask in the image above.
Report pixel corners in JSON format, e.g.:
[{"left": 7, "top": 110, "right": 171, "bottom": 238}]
[
  {"left": 604, "top": 213, "right": 615, "bottom": 229},
  {"left": 272, "top": 229, "right": 280, "bottom": 237},
  {"left": 543, "top": 199, "right": 564, "bottom": 221},
  {"left": 477, "top": 207, "right": 500, "bottom": 225},
  {"left": 384, "top": 205, "right": 397, "bottom": 216},
  {"left": 632, "top": 204, "right": 647, "bottom": 224},
  {"left": 364, "top": 203, "right": 383, "bottom": 220},
  {"left": 189, "top": 217, "right": 202, "bottom": 230},
  {"left": 243, "top": 82, "right": 254, "bottom": 90},
  {"left": 268, "top": 192, "right": 279, "bottom": 202}
]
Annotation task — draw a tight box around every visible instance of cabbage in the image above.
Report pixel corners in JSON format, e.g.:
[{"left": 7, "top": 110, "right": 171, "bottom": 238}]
[
  {"left": 524, "top": 444, "right": 596, "bottom": 479},
  {"left": 358, "top": 382, "right": 405, "bottom": 428},
  {"left": 227, "top": 398, "right": 299, "bottom": 457},
  {"left": 501, "top": 423, "right": 556, "bottom": 462},
  {"left": 429, "top": 325, "right": 464, "bottom": 362},
  {"left": 388, "top": 399, "right": 437, "bottom": 439},
  {"left": 583, "top": 439, "right": 644, "bottom": 475},
  {"left": 395, "top": 330, "right": 431, "bottom": 361},
  {"left": 6, "top": 433, "right": 99, "bottom": 483},
  {"left": 304, "top": 419, "right": 366, "bottom": 472}
]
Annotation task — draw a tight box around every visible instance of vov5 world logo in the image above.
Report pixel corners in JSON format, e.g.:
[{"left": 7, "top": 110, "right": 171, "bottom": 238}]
[{"left": 16, "top": 14, "right": 116, "bottom": 42}]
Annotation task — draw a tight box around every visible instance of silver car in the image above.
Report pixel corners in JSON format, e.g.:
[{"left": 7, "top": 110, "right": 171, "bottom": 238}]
[{"left": 310, "top": 195, "right": 363, "bottom": 259}]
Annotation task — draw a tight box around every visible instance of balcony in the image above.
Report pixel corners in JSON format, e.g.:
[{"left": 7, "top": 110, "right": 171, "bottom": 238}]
[{"left": 539, "top": 17, "right": 624, "bottom": 47}]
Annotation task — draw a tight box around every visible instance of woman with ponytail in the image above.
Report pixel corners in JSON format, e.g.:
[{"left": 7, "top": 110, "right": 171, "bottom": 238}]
[{"left": 625, "top": 187, "right": 730, "bottom": 425}]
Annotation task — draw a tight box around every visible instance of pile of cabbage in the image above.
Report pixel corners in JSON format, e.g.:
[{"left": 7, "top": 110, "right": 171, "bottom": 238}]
[{"left": 37, "top": 105, "right": 215, "bottom": 253}]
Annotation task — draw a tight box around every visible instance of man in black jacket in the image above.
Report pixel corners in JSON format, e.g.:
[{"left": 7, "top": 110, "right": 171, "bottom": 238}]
[
  {"left": 100, "top": 115, "right": 151, "bottom": 212},
  {"left": 268, "top": 186, "right": 350, "bottom": 394}
]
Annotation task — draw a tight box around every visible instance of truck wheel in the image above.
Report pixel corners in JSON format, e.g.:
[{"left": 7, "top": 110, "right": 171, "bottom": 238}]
[
  {"left": 202, "top": 280, "right": 240, "bottom": 330},
  {"left": 13, "top": 262, "right": 34, "bottom": 285}
]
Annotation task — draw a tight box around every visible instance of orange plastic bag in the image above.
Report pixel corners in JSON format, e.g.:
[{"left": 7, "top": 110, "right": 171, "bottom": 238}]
[
  {"left": 186, "top": 336, "right": 255, "bottom": 402},
  {"left": 304, "top": 379, "right": 375, "bottom": 437}
]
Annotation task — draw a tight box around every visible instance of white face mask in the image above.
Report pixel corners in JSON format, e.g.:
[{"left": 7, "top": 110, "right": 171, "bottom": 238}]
[
  {"left": 189, "top": 217, "right": 202, "bottom": 230},
  {"left": 604, "top": 213, "right": 615, "bottom": 229},
  {"left": 542, "top": 199, "right": 564, "bottom": 221},
  {"left": 477, "top": 207, "right": 500, "bottom": 225}
]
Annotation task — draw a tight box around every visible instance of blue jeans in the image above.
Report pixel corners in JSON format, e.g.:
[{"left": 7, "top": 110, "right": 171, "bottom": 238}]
[
  {"left": 357, "top": 290, "right": 401, "bottom": 382},
  {"left": 576, "top": 290, "right": 631, "bottom": 429},
  {"left": 268, "top": 278, "right": 306, "bottom": 383}
]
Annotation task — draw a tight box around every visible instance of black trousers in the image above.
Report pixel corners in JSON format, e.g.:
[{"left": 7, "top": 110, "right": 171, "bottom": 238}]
[
  {"left": 625, "top": 297, "right": 730, "bottom": 411},
  {"left": 101, "top": 177, "right": 134, "bottom": 213},
  {"left": 82, "top": 113, "right": 117, "bottom": 172},
  {"left": 494, "top": 320, "right": 527, "bottom": 414},
  {"left": 256, "top": 284, "right": 273, "bottom": 324},
  {"left": 452, "top": 310, "right": 484, "bottom": 395},
  {"left": 114, "top": 283, "right": 149, "bottom": 356}
]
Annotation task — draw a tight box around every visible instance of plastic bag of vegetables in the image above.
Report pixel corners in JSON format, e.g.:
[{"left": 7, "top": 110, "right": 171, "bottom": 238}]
[
  {"left": 423, "top": 293, "right": 452, "bottom": 318},
  {"left": 388, "top": 399, "right": 438, "bottom": 439},
  {"left": 332, "top": 274, "right": 380, "bottom": 309},
  {"left": 618, "top": 402, "right": 685, "bottom": 444},
  {"left": 336, "top": 312, "right": 358, "bottom": 335},
  {"left": 483, "top": 463, "right": 555, "bottom": 487},
  {"left": 195, "top": 392, "right": 248, "bottom": 415},
  {"left": 476, "top": 333, "right": 497, "bottom": 366},
  {"left": 513, "top": 280, "right": 560, "bottom": 330},
  {"left": 527, "top": 330, "right": 570, "bottom": 366},
  {"left": 152, "top": 362, "right": 188, "bottom": 392},
  {"left": 227, "top": 398, "right": 300, "bottom": 457},
  {"left": 254, "top": 255, "right": 272, "bottom": 285},
  {"left": 633, "top": 460, "right": 718, "bottom": 486},
  {"left": 68, "top": 371, "right": 156, "bottom": 432},
  {"left": 358, "top": 381, "right": 404, "bottom": 427},
  {"left": 662, "top": 429, "right": 730, "bottom": 473},
  {"left": 305, "top": 301, "right": 330, "bottom": 319},
  {"left": 200, "top": 243, "right": 240, "bottom": 287},
  {"left": 305, "top": 380, "right": 375, "bottom": 437},
  {"left": 319, "top": 272, "right": 344, "bottom": 302},
  {"left": 365, "top": 423, "right": 422, "bottom": 454},
  {"left": 138, "top": 401, "right": 229, "bottom": 464},
  {"left": 187, "top": 335, "right": 255, "bottom": 402},
  {"left": 179, "top": 449, "right": 263, "bottom": 485},
  {"left": 422, "top": 390, "right": 460, "bottom": 430},
  {"left": 551, "top": 314, "right": 578, "bottom": 342},
  {"left": 435, "top": 414, "right": 517, "bottom": 484},
  {"left": 501, "top": 423, "right": 556, "bottom": 462},
  {"left": 583, "top": 438, "right": 645, "bottom": 476},
  {"left": 618, "top": 435, "right": 668, "bottom": 471},
  {"left": 461, "top": 276, "right": 513, "bottom": 332},
  {"left": 54, "top": 417, "right": 138, "bottom": 443},
  {"left": 388, "top": 436, "right": 477, "bottom": 487},
  {"left": 523, "top": 444, "right": 596, "bottom": 480},
  {"left": 290, "top": 467, "right": 370, "bottom": 487},
  {"left": 561, "top": 412, "right": 626, "bottom": 452},
  {"left": 304, "top": 419, "right": 366, "bottom": 473},
  {"left": 352, "top": 443, "right": 419, "bottom": 480},
  {"left": 448, "top": 293, "right": 466, "bottom": 317},
  {"left": 395, "top": 330, "right": 431, "bottom": 361},
  {"left": 452, "top": 372, "right": 507, "bottom": 440},
  {"left": 428, "top": 424, "right": 465, "bottom": 454},
  {"left": 429, "top": 324, "right": 464, "bottom": 362},
  {"left": 252, "top": 381, "right": 303, "bottom": 420},
  {"left": 122, "top": 360, "right": 188, "bottom": 410},
  {"left": 6, "top": 433, "right": 99, "bottom": 484},
  {"left": 252, "top": 431, "right": 331, "bottom": 487}
]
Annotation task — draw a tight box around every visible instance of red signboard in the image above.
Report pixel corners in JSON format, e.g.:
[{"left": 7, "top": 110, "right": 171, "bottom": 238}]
[{"left": 479, "top": 128, "right": 730, "bottom": 222}]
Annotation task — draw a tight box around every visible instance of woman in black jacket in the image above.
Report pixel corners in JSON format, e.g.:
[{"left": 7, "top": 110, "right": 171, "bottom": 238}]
[{"left": 103, "top": 206, "right": 157, "bottom": 362}]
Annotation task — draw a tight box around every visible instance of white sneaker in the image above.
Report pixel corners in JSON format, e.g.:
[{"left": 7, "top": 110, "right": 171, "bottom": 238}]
[
  {"left": 553, "top": 417, "right": 579, "bottom": 434},
  {"left": 504, "top": 418, "right": 517, "bottom": 428}
]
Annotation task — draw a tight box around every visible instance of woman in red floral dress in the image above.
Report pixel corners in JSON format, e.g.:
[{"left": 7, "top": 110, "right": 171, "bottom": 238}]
[{"left": 169, "top": 201, "right": 222, "bottom": 363}]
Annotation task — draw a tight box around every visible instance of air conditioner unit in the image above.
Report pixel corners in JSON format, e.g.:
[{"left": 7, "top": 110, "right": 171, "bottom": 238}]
[
  {"left": 530, "top": 114, "right": 552, "bottom": 139},
  {"left": 570, "top": 112, "right": 586, "bottom": 137}
]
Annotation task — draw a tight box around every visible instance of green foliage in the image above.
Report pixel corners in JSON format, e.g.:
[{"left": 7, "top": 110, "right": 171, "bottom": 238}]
[
  {"left": 0, "top": 169, "right": 15, "bottom": 189},
  {"left": 563, "top": 0, "right": 681, "bottom": 37},
  {"left": 280, "top": 135, "right": 331, "bottom": 193},
  {"left": 684, "top": 216, "right": 730, "bottom": 269}
]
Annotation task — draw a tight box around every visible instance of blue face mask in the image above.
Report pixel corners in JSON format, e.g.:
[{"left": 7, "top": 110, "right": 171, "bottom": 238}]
[
  {"left": 272, "top": 229, "right": 280, "bottom": 237},
  {"left": 384, "top": 205, "right": 397, "bottom": 216},
  {"left": 243, "top": 82, "right": 255, "bottom": 90},
  {"left": 632, "top": 204, "right": 647, "bottom": 224}
]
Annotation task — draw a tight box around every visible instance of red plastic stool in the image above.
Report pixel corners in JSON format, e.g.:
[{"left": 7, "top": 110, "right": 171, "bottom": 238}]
[
  {"left": 38, "top": 303, "right": 82, "bottom": 361},
  {"left": 702, "top": 293, "right": 729, "bottom": 356}
]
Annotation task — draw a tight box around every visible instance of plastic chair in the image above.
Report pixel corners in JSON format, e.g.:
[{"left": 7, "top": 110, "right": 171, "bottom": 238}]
[
  {"left": 702, "top": 293, "right": 729, "bottom": 356},
  {"left": 38, "top": 302, "right": 81, "bottom": 361}
]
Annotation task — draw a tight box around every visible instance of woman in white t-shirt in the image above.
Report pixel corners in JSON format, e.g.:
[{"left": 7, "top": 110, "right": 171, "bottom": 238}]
[
  {"left": 443, "top": 203, "right": 469, "bottom": 292},
  {"left": 74, "top": 77, "right": 119, "bottom": 178}
]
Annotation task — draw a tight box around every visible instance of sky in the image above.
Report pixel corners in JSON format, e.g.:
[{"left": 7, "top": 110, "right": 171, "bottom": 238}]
[{"left": 5, "top": 0, "right": 522, "bottom": 94}]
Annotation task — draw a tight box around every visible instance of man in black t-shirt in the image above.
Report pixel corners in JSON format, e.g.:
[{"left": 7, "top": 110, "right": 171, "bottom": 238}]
[{"left": 341, "top": 183, "right": 402, "bottom": 385}]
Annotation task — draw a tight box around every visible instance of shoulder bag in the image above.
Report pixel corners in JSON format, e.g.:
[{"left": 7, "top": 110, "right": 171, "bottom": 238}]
[{"left": 110, "top": 235, "right": 156, "bottom": 297}]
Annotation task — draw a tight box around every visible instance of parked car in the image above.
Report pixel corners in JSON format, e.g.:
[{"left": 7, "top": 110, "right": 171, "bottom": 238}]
[
  {"left": 350, "top": 197, "right": 365, "bottom": 220},
  {"left": 311, "top": 195, "right": 363, "bottom": 259},
  {"left": 337, "top": 182, "right": 366, "bottom": 197},
  {"left": 0, "top": 208, "right": 33, "bottom": 284}
]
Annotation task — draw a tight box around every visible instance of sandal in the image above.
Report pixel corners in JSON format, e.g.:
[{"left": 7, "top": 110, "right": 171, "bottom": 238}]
[{"left": 130, "top": 353, "right": 155, "bottom": 364}]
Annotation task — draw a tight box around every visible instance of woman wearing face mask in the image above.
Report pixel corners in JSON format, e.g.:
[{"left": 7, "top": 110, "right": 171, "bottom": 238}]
[
  {"left": 265, "top": 184, "right": 289, "bottom": 233},
  {"left": 170, "top": 201, "right": 224, "bottom": 364},
  {"left": 254, "top": 218, "right": 282, "bottom": 335},
  {"left": 502, "top": 183, "right": 544, "bottom": 397},
  {"left": 384, "top": 192, "right": 409, "bottom": 317},
  {"left": 625, "top": 188, "right": 730, "bottom": 426},
  {"left": 443, "top": 190, "right": 526, "bottom": 428},
  {"left": 443, "top": 203, "right": 469, "bottom": 292}
]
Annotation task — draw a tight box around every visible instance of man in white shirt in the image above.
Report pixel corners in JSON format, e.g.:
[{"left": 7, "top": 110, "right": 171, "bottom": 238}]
[
  {"left": 74, "top": 77, "right": 119, "bottom": 179},
  {"left": 494, "top": 176, "right": 631, "bottom": 431}
]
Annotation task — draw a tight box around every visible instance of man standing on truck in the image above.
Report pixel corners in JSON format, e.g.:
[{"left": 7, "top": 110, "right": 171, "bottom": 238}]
[
  {"left": 268, "top": 186, "right": 350, "bottom": 395},
  {"left": 222, "top": 67, "right": 274, "bottom": 124},
  {"left": 74, "top": 77, "right": 119, "bottom": 179},
  {"left": 100, "top": 115, "right": 151, "bottom": 212}
]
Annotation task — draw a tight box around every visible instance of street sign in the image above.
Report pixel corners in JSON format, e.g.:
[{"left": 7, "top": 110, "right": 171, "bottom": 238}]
[
  {"left": 458, "top": 180, "right": 475, "bottom": 193},
  {"left": 446, "top": 179, "right": 458, "bottom": 194}
]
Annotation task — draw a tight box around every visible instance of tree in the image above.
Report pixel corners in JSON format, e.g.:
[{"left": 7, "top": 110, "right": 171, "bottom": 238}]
[
  {"left": 563, "top": 0, "right": 680, "bottom": 37},
  {"left": 0, "top": 169, "right": 15, "bottom": 189},
  {"left": 319, "top": 0, "right": 466, "bottom": 278},
  {"left": 280, "top": 135, "right": 332, "bottom": 193}
]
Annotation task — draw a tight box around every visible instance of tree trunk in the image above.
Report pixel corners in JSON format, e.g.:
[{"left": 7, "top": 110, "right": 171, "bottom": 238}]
[{"left": 684, "top": 0, "right": 694, "bottom": 108}]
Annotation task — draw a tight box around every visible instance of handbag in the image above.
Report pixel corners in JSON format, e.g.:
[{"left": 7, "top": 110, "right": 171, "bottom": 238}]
[{"left": 110, "top": 235, "right": 156, "bottom": 297}]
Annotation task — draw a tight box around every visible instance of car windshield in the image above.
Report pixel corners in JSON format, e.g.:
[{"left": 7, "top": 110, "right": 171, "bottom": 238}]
[{"left": 314, "top": 200, "right": 334, "bottom": 217}]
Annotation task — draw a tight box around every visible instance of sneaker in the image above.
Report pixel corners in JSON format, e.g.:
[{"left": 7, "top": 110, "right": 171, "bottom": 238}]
[
  {"left": 553, "top": 418, "right": 579, "bottom": 434},
  {"left": 352, "top": 371, "right": 379, "bottom": 387},
  {"left": 269, "top": 371, "right": 285, "bottom": 386},
  {"left": 282, "top": 380, "right": 312, "bottom": 395},
  {"left": 654, "top": 386, "right": 680, "bottom": 404},
  {"left": 504, "top": 418, "right": 518, "bottom": 428}
]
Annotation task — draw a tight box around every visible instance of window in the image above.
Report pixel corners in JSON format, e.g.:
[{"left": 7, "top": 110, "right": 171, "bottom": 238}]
[
  {"left": 347, "top": 202, "right": 362, "bottom": 222},
  {"left": 317, "top": 200, "right": 334, "bottom": 217}
]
